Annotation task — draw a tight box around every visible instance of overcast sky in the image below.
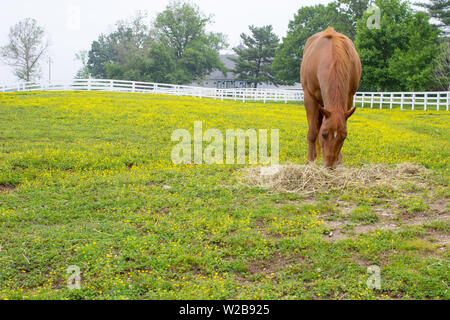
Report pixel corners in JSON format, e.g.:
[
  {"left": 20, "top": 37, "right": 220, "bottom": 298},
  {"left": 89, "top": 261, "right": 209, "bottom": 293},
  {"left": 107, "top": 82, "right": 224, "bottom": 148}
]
[{"left": 0, "top": 0, "right": 332, "bottom": 84}]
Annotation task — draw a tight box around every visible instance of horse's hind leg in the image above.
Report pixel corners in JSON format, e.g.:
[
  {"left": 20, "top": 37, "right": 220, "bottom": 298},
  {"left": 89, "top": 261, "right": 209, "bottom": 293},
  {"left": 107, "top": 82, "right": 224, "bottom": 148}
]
[{"left": 304, "top": 91, "right": 322, "bottom": 163}]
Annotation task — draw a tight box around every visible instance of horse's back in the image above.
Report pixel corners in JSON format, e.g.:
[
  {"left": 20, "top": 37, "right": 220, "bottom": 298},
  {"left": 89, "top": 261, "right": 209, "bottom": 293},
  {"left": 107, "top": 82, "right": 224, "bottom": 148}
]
[
  {"left": 300, "top": 31, "right": 334, "bottom": 99},
  {"left": 301, "top": 28, "right": 361, "bottom": 105}
]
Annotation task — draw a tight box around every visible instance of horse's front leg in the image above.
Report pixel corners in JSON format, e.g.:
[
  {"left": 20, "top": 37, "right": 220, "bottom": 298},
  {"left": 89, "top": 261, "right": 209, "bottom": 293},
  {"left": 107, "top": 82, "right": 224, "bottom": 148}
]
[
  {"left": 307, "top": 129, "right": 318, "bottom": 163},
  {"left": 304, "top": 92, "right": 322, "bottom": 164},
  {"left": 337, "top": 151, "right": 343, "bottom": 165}
]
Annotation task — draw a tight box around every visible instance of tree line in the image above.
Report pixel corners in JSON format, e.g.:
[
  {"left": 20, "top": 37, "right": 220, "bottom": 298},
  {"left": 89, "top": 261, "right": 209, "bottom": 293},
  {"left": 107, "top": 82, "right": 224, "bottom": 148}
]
[
  {"left": 1, "top": 0, "right": 449, "bottom": 91},
  {"left": 272, "top": 0, "right": 449, "bottom": 91}
]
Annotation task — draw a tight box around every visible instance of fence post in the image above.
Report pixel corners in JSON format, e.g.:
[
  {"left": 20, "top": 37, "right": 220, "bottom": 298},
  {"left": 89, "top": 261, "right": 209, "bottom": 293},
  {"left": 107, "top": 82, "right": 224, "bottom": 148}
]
[
  {"left": 411, "top": 93, "right": 415, "bottom": 111},
  {"left": 370, "top": 93, "right": 374, "bottom": 108},
  {"left": 438, "top": 93, "right": 442, "bottom": 111},
  {"left": 424, "top": 93, "right": 427, "bottom": 111},
  {"left": 380, "top": 93, "right": 383, "bottom": 109},
  {"left": 389, "top": 93, "right": 393, "bottom": 109},
  {"left": 87, "top": 78, "right": 92, "bottom": 91},
  {"left": 446, "top": 92, "right": 449, "bottom": 111},
  {"left": 400, "top": 93, "right": 404, "bottom": 110}
]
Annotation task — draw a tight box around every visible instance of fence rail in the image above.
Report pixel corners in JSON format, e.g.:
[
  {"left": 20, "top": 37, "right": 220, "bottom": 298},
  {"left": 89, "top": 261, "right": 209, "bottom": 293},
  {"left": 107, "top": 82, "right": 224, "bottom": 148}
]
[
  {"left": 1, "top": 79, "right": 448, "bottom": 111},
  {"left": 353, "top": 91, "right": 449, "bottom": 111}
]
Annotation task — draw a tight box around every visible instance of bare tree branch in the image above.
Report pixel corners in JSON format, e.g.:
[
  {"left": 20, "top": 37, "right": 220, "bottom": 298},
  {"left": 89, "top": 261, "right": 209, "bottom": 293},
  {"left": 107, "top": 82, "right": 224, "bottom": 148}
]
[
  {"left": 1, "top": 18, "right": 49, "bottom": 82},
  {"left": 434, "top": 40, "right": 450, "bottom": 90}
]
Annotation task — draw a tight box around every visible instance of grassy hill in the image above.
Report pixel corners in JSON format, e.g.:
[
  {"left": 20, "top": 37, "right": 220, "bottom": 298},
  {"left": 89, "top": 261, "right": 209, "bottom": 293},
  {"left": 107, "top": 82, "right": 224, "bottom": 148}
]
[{"left": 0, "top": 91, "right": 448, "bottom": 299}]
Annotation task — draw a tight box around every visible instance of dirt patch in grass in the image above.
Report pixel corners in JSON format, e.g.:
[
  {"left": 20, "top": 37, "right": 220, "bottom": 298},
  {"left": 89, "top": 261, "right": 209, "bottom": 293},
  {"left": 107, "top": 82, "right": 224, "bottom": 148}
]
[
  {"left": 319, "top": 194, "right": 450, "bottom": 242},
  {"left": 247, "top": 252, "right": 306, "bottom": 276},
  {"left": 423, "top": 228, "right": 450, "bottom": 247},
  {"left": 253, "top": 217, "right": 283, "bottom": 239},
  {"left": 0, "top": 184, "right": 16, "bottom": 193},
  {"left": 430, "top": 199, "right": 449, "bottom": 214},
  {"left": 254, "top": 217, "right": 265, "bottom": 228},
  {"left": 272, "top": 197, "right": 317, "bottom": 207},
  {"left": 325, "top": 213, "right": 450, "bottom": 242}
]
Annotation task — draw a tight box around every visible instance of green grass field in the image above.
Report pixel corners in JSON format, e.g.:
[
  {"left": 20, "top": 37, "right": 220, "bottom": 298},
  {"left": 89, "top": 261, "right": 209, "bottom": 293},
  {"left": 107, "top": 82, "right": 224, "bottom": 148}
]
[{"left": 0, "top": 91, "right": 448, "bottom": 300}]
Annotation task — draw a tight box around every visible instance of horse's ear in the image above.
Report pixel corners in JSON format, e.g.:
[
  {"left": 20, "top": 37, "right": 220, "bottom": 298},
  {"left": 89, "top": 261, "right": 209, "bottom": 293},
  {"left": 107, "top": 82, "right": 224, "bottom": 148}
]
[
  {"left": 320, "top": 107, "right": 331, "bottom": 118},
  {"left": 345, "top": 106, "right": 356, "bottom": 120}
]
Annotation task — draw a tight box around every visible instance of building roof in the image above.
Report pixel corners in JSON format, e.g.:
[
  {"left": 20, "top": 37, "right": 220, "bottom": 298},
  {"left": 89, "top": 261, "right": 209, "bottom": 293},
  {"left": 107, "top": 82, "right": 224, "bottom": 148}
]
[{"left": 207, "top": 54, "right": 240, "bottom": 81}]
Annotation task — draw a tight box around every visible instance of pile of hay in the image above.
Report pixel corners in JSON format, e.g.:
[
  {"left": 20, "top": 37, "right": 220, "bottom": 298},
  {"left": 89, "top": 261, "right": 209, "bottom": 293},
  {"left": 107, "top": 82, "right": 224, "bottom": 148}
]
[{"left": 240, "top": 162, "right": 429, "bottom": 195}]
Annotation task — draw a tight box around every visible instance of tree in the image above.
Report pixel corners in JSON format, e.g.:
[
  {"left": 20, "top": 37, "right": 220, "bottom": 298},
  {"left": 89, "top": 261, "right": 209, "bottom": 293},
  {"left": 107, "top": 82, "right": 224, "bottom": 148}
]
[
  {"left": 152, "top": 1, "right": 227, "bottom": 84},
  {"left": 415, "top": 1, "right": 450, "bottom": 89},
  {"left": 356, "top": 0, "right": 413, "bottom": 91},
  {"left": 337, "top": 0, "right": 375, "bottom": 38},
  {"left": 87, "top": 11, "right": 153, "bottom": 81},
  {"left": 355, "top": 0, "right": 440, "bottom": 91},
  {"left": 272, "top": 3, "right": 354, "bottom": 85},
  {"left": 338, "top": 0, "right": 375, "bottom": 21},
  {"left": 231, "top": 25, "right": 279, "bottom": 88},
  {"left": 74, "top": 51, "right": 90, "bottom": 79},
  {"left": 146, "top": 42, "right": 178, "bottom": 84},
  {"left": 433, "top": 39, "right": 450, "bottom": 90},
  {"left": 415, "top": 0, "right": 450, "bottom": 35},
  {"left": 87, "top": 3, "right": 227, "bottom": 84},
  {"left": 388, "top": 12, "right": 440, "bottom": 91},
  {"left": 1, "top": 18, "right": 49, "bottom": 82},
  {"left": 87, "top": 33, "right": 117, "bottom": 79}
]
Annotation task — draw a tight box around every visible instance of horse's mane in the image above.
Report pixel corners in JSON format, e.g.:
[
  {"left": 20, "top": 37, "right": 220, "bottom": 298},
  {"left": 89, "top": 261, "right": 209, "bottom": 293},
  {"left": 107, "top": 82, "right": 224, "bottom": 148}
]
[{"left": 319, "top": 27, "right": 351, "bottom": 111}]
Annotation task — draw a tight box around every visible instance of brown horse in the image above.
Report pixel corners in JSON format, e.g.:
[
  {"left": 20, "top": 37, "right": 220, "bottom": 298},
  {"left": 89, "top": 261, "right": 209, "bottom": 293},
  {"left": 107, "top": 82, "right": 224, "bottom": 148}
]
[{"left": 300, "top": 27, "right": 361, "bottom": 168}]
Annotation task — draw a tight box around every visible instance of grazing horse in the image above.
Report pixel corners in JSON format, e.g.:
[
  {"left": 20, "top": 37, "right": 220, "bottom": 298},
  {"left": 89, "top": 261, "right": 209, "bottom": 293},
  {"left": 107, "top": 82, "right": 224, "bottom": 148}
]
[{"left": 300, "top": 27, "right": 361, "bottom": 168}]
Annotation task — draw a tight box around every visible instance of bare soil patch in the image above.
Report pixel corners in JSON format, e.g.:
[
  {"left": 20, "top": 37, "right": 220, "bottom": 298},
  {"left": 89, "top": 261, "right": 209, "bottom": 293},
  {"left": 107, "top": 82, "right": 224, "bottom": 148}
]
[
  {"left": 0, "top": 184, "right": 16, "bottom": 193},
  {"left": 323, "top": 208, "right": 450, "bottom": 242},
  {"left": 247, "top": 252, "right": 307, "bottom": 276},
  {"left": 430, "top": 199, "right": 449, "bottom": 214}
]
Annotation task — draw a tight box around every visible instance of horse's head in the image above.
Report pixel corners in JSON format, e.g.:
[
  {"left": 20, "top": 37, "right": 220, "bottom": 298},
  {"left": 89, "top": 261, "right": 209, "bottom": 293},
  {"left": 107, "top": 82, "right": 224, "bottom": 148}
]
[{"left": 319, "top": 106, "right": 356, "bottom": 168}]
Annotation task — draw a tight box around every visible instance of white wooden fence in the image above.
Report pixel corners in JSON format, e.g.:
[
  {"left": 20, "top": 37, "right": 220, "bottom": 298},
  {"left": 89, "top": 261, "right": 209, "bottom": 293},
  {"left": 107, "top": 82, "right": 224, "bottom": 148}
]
[
  {"left": 353, "top": 91, "right": 449, "bottom": 111},
  {"left": 0, "top": 78, "right": 448, "bottom": 111}
]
